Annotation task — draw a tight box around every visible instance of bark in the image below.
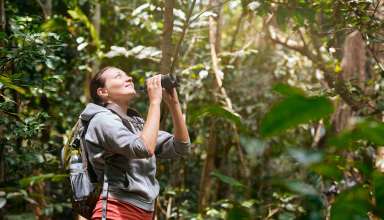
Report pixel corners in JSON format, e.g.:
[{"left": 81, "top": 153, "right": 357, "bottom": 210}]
[
  {"left": 332, "top": 31, "right": 366, "bottom": 132},
  {"left": 0, "top": 0, "right": 5, "bottom": 184},
  {"left": 36, "top": 0, "right": 52, "bottom": 20},
  {"left": 0, "top": 0, "right": 5, "bottom": 31},
  {"left": 159, "top": 0, "right": 174, "bottom": 130},
  {"left": 84, "top": 2, "right": 101, "bottom": 102},
  {"left": 160, "top": 0, "right": 174, "bottom": 75},
  {"left": 91, "top": 2, "right": 101, "bottom": 75},
  {"left": 340, "top": 31, "right": 366, "bottom": 89},
  {"left": 198, "top": 123, "right": 217, "bottom": 212}
]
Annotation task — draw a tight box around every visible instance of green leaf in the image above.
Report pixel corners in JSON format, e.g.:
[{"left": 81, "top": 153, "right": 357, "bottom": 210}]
[
  {"left": 189, "top": 104, "right": 244, "bottom": 129},
  {"left": 310, "top": 163, "right": 343, "bottom": 180},
  {"left": 372, "top": 171, "right": 384, "bottom": 217},
  {"left": 273, "top": 83, "right": 306, "bottom": 97},
  {"left": 284, "top": 180, "right": 318, "bottom": 196},
  {"left": 19, "top": 173, "right": 67, "bottom": 188},
  {"left": 0, "top": 75, "right": 26, "bottom": 94},
  {"left": 211, "top": 170, "right": 245, "bottom": 189},
  {"left": 276, "top": 6, "right": 290, "bottom": 29},
  {"left": 330, "top": 186, "right": 371, "bottom": 220},
  {"left": 260, "top": 95, "right": 334, "bottom": 137},
  {"left": 68, "top": 7, "right": 100, "bottom": 50},
  {"left": 227, "top": 205, "right": 251, "bottom": 220},
  {"left": 41, "top": 17, "right": 67, "bottom": 32},
  {"left": 4, "top": 213, "right": 36, "bottom": 220},
  {"left": 329, "top": 119, "right": 384, "bottom": 148}
]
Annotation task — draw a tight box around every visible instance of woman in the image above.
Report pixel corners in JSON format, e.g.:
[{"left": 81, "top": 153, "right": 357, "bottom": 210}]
[{"left": 79, "top": 66, "right": 191, "bottom": 220}]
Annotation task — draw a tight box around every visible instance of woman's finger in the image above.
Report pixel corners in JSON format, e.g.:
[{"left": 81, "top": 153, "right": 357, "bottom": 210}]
[{"left": 155, "top": 74, "right": 161, "bottom": 88}]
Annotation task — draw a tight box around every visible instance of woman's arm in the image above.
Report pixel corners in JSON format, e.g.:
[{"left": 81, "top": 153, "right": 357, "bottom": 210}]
[
  {"left": 163, "top": 88, "right": 190, "bottom": 143},
  {"left": 139, "top": 75, "right": 163, "bottom": 155}
]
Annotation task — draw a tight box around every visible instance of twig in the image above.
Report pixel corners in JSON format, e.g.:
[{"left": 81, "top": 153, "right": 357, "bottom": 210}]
[
  {"left": 367, "top": 43, "right": 384, "bottom": 72},
  {"left": 228, "top": 9, "right": 247, "bottom": 52},
  {"left": 370, "top": 0, "right": 382, "bottom": 22},
  {"left": 0, "top": 109, "right": 23, "bottom": 123},
  {"left": 165, "top": 197, "right": 172, "bottom": 219},
  {"left": 169, "top": 0, "right": 197, "bottom": 75},
  {"left": 36, "top": 0, "right": 48, "bottom": 19},
  {"left": 188, "top": 0, "right": 231, "bottom": 25}
]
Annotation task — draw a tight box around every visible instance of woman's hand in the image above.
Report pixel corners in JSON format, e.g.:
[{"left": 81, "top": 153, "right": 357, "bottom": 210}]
[
  {"left": 146, "top": 75, "right": 162, "bottom": 105},
  {"left": 163, "top": 88, "right": 180, "bottom": 107}
]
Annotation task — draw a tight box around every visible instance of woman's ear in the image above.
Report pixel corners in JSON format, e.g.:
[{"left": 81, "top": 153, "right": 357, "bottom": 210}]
[{"left": 97, "top": 87, "right": 108, "bottom": 101}]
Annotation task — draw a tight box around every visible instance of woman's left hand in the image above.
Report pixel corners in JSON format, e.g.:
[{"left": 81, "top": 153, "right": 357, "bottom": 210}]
[{"left": 163, "top": 88, "right": 180, "bottom": 107}]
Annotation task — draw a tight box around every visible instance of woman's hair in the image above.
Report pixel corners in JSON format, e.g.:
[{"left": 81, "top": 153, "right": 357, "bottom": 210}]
[{"left": 89, "top": 66, "right": 113, "bottom": 106}]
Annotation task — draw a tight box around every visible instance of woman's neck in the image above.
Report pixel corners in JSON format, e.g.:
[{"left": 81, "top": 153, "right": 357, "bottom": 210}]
[{"left": 107, "top": 100, "right": 129, "bottom": 114}]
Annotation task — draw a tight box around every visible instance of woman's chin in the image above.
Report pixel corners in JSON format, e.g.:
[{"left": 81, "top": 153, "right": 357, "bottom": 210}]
[{"left": 125, "top": 91, "right": 136, "bottom": 99}]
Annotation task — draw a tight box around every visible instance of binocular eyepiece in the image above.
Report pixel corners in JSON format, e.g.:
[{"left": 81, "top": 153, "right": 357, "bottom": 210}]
[{"left": 137, "top": 74, "right": 178, "bottom": 93}]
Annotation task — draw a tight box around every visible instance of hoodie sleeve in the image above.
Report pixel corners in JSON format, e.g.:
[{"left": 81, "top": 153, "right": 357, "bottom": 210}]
[
  {"left": 155, "top": 130, "right": 191, "bottom": 159},
  {"left": 85, "top": 112, "right": 151, "bottom": 159}
]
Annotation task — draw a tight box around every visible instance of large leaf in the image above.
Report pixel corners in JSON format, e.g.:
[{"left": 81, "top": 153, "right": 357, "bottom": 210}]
[
  {"left": 310, "top": 163, "right": 343, "bottom": 181},
  {"left": 211, "top": 170, "right": 245, "bottom": 189},
  {"left": 372, "top": 171, "right": 384, "bottom": 217},
  {"left": 260, "top": 95, "right": 334, "bottom": 137},
  {"left": 330, "top": 186, "right": 371, "bottom": 220},
  {"left": 273, "top": 83, "right": 306, "bottom": 97},
  {"left": 329, "top": 119, "right": 384, "bottom": 148},
  {"left": 227, "top": 205, "right": 251, "bottom": 220},
  {"left": 189, "top": 104, "right": 244, "bottom": 129}
]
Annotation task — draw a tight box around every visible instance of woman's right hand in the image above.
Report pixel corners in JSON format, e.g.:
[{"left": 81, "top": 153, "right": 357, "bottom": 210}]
[{"left": 146, "top": 74, "right": 163, "bottom": 105}]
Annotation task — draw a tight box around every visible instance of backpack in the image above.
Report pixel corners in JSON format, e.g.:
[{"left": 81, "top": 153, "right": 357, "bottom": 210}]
[{"left": 61, "top": 117, "right": 108, "bottom": 220}]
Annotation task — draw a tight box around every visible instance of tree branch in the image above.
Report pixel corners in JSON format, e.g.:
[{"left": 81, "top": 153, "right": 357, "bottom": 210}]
[
  {"left": 265, "top": 17, "right": 377, "bottom": 113},
  {"left": 169, "top": 0, "right": 197, "bottom": 75}
]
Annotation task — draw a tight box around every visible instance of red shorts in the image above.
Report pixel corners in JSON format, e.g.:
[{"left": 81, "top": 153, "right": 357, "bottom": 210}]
[{"left": 91, "top": 196, "right": 153, "bottom": 220}]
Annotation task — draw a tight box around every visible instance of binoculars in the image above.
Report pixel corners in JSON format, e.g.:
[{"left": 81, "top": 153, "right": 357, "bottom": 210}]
[{"left": 138, "top": 75, "right": 178, "bottom": 93}]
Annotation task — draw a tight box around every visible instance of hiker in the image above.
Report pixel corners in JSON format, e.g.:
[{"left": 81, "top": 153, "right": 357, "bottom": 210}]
[{"left": 80, "top": 66, "right": 191, "bottom": 220}]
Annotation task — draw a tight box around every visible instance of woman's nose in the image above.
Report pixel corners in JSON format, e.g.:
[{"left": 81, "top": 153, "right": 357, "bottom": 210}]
[{"left": 125, "top": 77, "right": 133, "bottom": 83}]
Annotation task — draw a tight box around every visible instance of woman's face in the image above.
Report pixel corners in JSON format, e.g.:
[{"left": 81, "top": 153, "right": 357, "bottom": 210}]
[{"left": 98, "top": 67, "right": 136, "bottom": 103}]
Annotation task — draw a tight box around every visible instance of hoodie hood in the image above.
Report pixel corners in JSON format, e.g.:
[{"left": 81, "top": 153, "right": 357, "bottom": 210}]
[{"left": 79, "top": 103, "right": 110, "bottom": 121}]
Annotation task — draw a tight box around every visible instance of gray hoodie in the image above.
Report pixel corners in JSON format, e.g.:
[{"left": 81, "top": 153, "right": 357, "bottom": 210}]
[{"left": 79, "top": 103, "right": 191, "bottom": 211}]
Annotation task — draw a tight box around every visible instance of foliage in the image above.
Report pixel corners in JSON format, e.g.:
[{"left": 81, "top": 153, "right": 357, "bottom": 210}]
[{"left": 2, "top": 0, "right": 384, "bottom": 219}]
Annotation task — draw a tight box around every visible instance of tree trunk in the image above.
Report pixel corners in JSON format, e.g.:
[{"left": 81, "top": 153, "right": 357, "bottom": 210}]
[
  {"left": 91, "top": 2, "right": 101, "bottom": 76},
  {"left": 36, "top": 0, "right": 52, "bottom": 20},
  {"left": 0, "top": 0, "right": 5, "bottom": 31},
  {"left": 160, "top": 0, "right": 174, "bottom": 75},
  {"left": 0, "top": 0, "right": 5, "bottom": 184},
  {"left": 198, "top": 0, "right": 248, "bottom": 212},
  {"left": 198, "top": 122, "right": 217, "bottom": 212},
  {"left": 84, "top": 2, "right": 101, "bottom": 102},
  {"left": 159, "top": 0, "right": 175, "bottom": 131}
]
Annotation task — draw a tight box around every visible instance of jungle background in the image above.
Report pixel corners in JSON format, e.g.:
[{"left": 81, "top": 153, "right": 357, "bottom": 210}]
[{"left": 2, "top": 0, "right": 384, "bottom": 219}]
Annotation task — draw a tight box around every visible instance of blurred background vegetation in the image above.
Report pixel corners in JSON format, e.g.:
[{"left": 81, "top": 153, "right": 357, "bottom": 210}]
[{"left": 2, "top": 0, "right": 384, "bottom": 219}]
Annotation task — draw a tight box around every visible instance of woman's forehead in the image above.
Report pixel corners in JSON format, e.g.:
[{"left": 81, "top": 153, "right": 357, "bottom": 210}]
[{"left": 103, "top": 67, "right": 126, "bottom": 78}]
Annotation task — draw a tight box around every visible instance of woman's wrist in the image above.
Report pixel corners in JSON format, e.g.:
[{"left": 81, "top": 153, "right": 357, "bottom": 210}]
[{"left": 149, "top": 101, "right": 162, "bottom": 106}]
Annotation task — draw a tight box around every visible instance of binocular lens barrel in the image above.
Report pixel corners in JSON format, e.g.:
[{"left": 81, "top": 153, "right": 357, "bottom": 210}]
[
  {"left": 160, "top": 75, "right": 178, "bottom": 91},
  {"left": 137, "top": 75, "right": 178, "bottom": 93}
]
